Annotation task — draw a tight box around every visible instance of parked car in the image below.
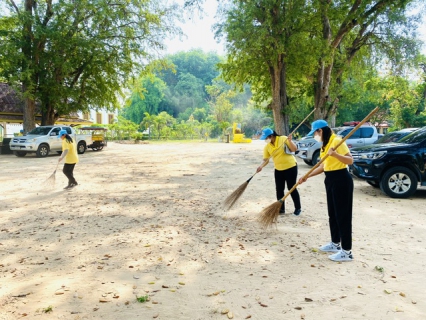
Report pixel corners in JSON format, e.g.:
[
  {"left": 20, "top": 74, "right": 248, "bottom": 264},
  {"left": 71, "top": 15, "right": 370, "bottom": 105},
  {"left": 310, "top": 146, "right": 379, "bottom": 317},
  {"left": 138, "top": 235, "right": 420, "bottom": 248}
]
[
  {"left": 349, "top": 126, "right": 426, "bottom": 198},
  {"left": 9, "top": 125, "right": 93, "bottom": 157},
  {"left": 373, "top": 128, "right": 419, "bottom": 144},
  {"left": 296, "top": 124, "right": 379, "bottom": 166}
]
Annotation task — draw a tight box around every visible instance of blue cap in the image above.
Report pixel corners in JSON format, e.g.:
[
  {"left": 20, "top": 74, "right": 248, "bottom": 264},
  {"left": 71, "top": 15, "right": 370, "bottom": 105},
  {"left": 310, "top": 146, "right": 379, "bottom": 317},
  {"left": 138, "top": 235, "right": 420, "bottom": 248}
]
[
  {"left": 58, "top": 129, "right": 67, "bottom": 138},
  {"left": 260, "top": 128, "right": 274, "bottom": 140},
  {"left": 308, "top": 120, "right": 328, "bottom": 136}
]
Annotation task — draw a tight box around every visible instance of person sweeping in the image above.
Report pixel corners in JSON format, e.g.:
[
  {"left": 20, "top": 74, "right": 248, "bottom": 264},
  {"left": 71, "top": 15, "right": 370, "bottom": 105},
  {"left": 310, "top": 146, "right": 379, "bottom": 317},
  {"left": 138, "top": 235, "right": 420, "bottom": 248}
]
[
  {"left": 298, "top": 120, "right": 354, "bottom": 262},
  {"left": 58, "top": 129, "right": 79, "bottom": 190},
  {"left": 257, "top": 128, "right": 302, "bottom": 216}
]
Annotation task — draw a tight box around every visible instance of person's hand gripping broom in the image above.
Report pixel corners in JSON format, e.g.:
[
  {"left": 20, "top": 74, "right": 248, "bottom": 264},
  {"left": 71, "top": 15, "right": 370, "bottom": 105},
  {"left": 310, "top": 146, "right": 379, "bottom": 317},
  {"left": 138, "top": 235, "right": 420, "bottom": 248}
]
[
  {"left": 222, "top": 108, "right": 317, "bottom": 211},
  {"left": 258, "top": 107, "right": 380, "bottom": 228}
]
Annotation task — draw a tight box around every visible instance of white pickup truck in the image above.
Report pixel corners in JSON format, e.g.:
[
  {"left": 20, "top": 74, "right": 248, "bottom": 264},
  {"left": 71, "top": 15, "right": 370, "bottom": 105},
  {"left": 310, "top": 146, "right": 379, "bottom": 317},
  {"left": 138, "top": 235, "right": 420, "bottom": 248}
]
[
  {"left": 9, "top": 126, "right": 93, "bottom": 157},
  {"left": 296, "top": 124, "right": 380, "bottom": 166}
]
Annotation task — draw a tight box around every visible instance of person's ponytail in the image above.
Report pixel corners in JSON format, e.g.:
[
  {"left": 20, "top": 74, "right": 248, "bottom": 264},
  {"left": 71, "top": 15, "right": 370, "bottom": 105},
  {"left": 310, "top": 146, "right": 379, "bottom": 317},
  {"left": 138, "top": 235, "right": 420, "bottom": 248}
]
[
  {"left": 321, "top": 126, "right": 333, "bottom": 152},
  {"left": 65, "top": 134, "right": 73, "bottom": 144}
]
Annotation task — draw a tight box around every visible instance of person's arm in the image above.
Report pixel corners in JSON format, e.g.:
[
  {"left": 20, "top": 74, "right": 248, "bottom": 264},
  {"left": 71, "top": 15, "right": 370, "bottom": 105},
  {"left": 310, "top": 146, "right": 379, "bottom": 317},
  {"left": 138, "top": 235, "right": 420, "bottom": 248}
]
[
  {"left": 256, "top": 158, "right": 269, "bottom": 173},
  {"left": 286, "top": 134, "right": 298, "bottom": 152},
  {"left": 298, "top": 163, "right": 324, "bottom": 184},
  {"left": 58, "top": 149, "right": 68, "bottom": 162},
  {"left": 328, "top": 148, "right": 353, "bottom": 165}
]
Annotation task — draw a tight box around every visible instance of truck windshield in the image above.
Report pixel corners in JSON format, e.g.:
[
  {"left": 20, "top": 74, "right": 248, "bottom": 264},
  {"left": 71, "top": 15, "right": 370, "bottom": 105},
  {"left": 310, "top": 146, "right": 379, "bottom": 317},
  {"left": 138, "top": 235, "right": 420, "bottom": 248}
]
[
  {"left": 27, "top": 127, "right": 53, "bottom": 135},
  {"left": 398, "top": 128, "right": 426, "bottom": 144}
]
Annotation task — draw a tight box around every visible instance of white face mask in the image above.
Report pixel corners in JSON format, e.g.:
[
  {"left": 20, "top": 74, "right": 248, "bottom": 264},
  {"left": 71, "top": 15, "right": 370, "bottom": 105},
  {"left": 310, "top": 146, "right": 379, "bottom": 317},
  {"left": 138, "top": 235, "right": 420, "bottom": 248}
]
[
  {"left": 265, "top": 138, "right": 271, "bottom": 144},
  {"left": 314, "top": 135, "right": 322, "bottom": 142}
]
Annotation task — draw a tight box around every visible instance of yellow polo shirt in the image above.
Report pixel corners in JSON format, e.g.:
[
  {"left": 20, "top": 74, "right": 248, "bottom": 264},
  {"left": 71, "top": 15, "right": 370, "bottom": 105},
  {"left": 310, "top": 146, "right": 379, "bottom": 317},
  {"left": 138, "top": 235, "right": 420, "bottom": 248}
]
[
  {"left": 62, "top": 139, "right": 79, "bottom": 164},
  {"left": 320, "top": 134, "right": 350, "bottom": 171},
  {"left": 263, "top": 136, "right": 297, "bottom": 171}
]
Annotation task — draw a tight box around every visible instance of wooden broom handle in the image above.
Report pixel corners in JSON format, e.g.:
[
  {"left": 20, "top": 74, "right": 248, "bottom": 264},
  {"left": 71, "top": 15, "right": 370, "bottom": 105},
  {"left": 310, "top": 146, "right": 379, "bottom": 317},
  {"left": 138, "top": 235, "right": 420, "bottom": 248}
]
[
  {"left": 279, "top": 106, "right": 380, "bottom": 201},
  {"left": 259, "top": 108, "right": 317, "bottom": 170}
]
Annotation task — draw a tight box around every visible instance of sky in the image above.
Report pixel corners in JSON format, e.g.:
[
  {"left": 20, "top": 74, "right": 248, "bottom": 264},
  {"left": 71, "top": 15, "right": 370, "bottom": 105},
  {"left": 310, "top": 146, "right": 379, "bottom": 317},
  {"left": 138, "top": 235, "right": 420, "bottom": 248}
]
[
  {"left": 165, "top": 3, "right": 426, "bottom": 57},
  {"left": 164, "top": 1, "right": 225, "bottom": 55}
]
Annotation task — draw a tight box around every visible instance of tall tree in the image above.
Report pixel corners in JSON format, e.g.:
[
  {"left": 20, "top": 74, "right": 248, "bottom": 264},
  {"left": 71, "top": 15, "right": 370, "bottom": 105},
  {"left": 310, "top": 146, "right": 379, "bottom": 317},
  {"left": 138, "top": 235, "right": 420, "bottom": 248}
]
[
  {"left": 0, "top": 0, "right": 181, "bottom": 131},
  {"left": 216, "top": 0, "right": 315, "bottom": 134},
  {"left": 313, "top": 0, "right": 420, "bottom": 120}
]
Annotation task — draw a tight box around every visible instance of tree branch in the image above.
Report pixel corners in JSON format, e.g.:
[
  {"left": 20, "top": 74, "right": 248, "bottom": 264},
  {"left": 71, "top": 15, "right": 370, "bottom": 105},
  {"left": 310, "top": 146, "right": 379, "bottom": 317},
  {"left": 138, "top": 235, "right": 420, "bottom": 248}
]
[
  {"left": 6, "top": 0, "right": 20, "bottom": 15},
  {"left": 42, "top": 0, "right": 54, "bottom": 26}
]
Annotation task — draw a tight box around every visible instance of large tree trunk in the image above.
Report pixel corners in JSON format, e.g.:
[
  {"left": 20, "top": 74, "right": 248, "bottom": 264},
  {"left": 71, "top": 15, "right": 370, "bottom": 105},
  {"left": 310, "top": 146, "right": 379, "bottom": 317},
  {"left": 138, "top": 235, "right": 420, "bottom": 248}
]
[
  {"left": 280, "top": 60, "right": 290, "bottom": 135},
  {"left": 23, "top": 94, "right": 36, "bottom": 133},
  {"left": 22, "top": 0, "right": 36, "bottom": 133},
  {"left": 314, "top": 60, "right": 334, "bottom": 121},
  {"left": 270, "top": 72, "right": 286, "bottom": 135},
  {"left": 269, "top": 55, "right": 289, "bottom": 135},
  {"left": 312, "top": 0, "right": 390, "bottom": 122},
  {"left": 314, "top": 1, "right": 334, "bottom": 121},
  {"left": 41, "top": 101, "right": 58, "bottom": 125}
]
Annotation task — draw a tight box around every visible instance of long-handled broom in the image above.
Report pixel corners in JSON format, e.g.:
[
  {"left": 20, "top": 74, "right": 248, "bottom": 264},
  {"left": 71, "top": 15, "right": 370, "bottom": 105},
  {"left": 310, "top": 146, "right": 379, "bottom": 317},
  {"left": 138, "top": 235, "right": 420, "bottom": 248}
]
[
  {"left": 258, "top": 107, "right": 380, "bottom": 228},
  {"left": 45, "top": 161, "right": 60, "bottom": 188},
  {"left": 222, "top": 108, "right": 317, "bottom": 211}
]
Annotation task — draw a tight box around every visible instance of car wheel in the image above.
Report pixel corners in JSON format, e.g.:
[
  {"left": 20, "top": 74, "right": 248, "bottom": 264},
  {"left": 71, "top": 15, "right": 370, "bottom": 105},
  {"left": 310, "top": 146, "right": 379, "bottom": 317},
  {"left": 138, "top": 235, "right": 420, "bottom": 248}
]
[
  {"left": 366, "top": 180, "right": 380, "bottom": 188},
  {"left": 380, "top": 166, "right": 417, "bottom": 198},
  {"left": 311, "top": 150, "right": 320, "bottom": 166},
  {"left": 14, "top": 151, "right": 27, "bottom": 157},
  {"left": 303, "top": 159, "right": 313, "bottom": 166},
  {"left": 36, "top": 144, "right": 49, "bottom": 157},
  {"left": 77, "top": 142, "right": 86, "bottom": 154}
]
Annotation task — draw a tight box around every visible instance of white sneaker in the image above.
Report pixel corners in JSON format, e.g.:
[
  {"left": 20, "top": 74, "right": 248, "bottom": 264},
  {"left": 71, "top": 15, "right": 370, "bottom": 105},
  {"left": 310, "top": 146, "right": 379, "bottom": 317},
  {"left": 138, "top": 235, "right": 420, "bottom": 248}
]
[
  {"left": 328, "top": 250, "right": 353, "bottom": 262},
  {"left": 319, "top": 242, "right": 341, "bottom": 252}
]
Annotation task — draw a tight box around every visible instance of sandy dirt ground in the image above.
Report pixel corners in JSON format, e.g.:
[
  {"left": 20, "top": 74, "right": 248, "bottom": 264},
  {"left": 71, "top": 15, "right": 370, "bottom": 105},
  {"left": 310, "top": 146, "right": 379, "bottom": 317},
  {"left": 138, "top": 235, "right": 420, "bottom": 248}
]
[{"left": 0, "top": 140, "right": 425, "bottom": 320}]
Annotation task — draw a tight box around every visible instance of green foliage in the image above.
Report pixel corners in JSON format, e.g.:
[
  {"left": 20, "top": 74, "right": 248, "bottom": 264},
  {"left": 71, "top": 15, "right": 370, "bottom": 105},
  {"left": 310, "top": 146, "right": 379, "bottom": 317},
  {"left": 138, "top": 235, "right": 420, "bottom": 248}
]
[
  {"left": 120, "top": 49, "right": 268, "bottom": 139},
  {"left": 157, "top": 50, "right": 222, "bottom": 117},
  {"left": 140, "top": 111, "right": 176, "bottom": 140},
  {"left": 108, "top": 116, "right": 139, "bottom": 140},
  {"left": 42, "top": 305, "right": 53, "bottom": 313},
  {"left": 0, "top": 0, "right": 181, "bottom": 127},
  {"left": 136, "top": 295, "right": 149, "bottom": 303},
  {"left": 123, "top": 75, "right": 167, "bottom": 123},
  {"left": 215, "top": 0, "right": 422, "bottom": 132},
  {"left": 216, "top": 0, "right": 317, "bottom": 133}
]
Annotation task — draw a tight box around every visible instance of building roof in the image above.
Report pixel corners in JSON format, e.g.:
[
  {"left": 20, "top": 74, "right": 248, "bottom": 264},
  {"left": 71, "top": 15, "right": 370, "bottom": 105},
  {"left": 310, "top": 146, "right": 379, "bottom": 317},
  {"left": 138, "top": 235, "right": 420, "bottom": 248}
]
[
  {"left": 0, "top": 83, "right": 27, "bottom": 113},
  {"left": 0, "top": 83, "right": 92, "bottom": 126}
]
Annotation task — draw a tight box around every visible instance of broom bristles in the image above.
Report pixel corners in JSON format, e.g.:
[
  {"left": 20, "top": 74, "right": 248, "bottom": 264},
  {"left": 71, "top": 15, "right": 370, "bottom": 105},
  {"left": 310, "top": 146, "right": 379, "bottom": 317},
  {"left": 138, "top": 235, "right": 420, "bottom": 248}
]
[
  {"left": 222, "top": 181, "right": 249, "bottom": 211},
  {"left": 45, "top": 170, "right": 56, "bottom": 188},
  {"left": 258, "top": 201, "right": 282, "bottom": 228}
]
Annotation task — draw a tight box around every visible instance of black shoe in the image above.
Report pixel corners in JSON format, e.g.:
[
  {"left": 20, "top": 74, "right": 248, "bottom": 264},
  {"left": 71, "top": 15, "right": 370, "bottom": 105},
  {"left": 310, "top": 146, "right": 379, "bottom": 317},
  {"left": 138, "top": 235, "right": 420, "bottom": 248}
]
[
  {"left": 293, "top": 208, "right": 302, "bottom": 216},
  {"left": 279, "top": 209, "right": 285, "bottom": 215},
  {"left": 69, "top": 182, "right": 78, "bottom": 189},
  {"left": 64, "top": 185, "right": 72, "bottom": 190}
]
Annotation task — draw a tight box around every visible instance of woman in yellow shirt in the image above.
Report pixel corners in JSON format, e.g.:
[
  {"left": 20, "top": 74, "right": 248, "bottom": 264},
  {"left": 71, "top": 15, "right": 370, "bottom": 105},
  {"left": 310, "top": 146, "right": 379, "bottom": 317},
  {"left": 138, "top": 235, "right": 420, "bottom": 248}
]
[
  {"left": 298, "top": 120, "right": 354, "bottom": 262},
  {"left": 256, "top": 128, "right": 302, "bottom": 216},
  {"left": 58, "top": 129, "right": 79, "bottom": 189}
]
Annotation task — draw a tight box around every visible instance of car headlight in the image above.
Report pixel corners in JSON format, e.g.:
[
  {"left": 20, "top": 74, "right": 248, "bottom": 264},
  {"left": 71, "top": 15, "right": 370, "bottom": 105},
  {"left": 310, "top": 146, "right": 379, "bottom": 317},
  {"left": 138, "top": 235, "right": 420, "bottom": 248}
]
[
  {"left": 26, "top": 138, "right": 36, "bottom": 142},
  {"left": 298, "top": 142, "right": 316, "bottom": 148},
  {"left": 360, "top": 151, "right": 387, "bottom": 160}
]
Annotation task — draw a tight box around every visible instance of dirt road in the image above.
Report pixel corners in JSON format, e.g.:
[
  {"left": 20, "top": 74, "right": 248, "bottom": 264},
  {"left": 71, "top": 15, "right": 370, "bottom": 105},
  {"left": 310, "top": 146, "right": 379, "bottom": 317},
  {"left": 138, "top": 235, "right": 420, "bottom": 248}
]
[{"left": 1, "top": 141, "right": 425, "bottom": 319}]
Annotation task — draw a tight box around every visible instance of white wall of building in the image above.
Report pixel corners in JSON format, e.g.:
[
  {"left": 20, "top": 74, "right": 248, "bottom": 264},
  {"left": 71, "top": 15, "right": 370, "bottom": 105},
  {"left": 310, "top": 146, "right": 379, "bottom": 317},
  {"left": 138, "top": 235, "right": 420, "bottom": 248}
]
[
  {"left": 1, "top": 123, "right": 24, "bottom": 138},
  {"left": 78, "top": 109, "right": 118, "bottom": 125},
  {"left": 1, "top": 109, "right": 118, "bottom": 140}
]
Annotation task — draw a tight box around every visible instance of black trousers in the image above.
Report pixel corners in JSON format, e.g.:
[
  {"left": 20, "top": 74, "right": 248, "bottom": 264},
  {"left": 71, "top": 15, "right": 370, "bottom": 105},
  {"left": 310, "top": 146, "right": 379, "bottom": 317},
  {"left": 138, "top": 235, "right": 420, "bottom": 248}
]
[
  {"left": 63, "top": 163, "right": 77, "bottom": 185},
  {"left": 274, "top": 165, "right": 301, "bottom": 212},
  {"left": 324, "top": 169, "right": 353, "bottom": 251}
]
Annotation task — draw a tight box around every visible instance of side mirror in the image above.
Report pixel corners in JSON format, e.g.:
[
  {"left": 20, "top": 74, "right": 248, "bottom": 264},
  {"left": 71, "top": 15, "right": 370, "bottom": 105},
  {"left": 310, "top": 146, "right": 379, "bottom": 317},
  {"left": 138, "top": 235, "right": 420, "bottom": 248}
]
[{"left": 50, "top": 132, "right": 57, "bottom": 136}]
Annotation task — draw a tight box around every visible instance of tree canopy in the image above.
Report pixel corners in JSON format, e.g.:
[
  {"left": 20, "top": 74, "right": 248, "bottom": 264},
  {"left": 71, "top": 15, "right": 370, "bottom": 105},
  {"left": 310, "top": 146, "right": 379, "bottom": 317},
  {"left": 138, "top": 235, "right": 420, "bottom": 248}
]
[
  {"left": 0, "top": 0, "right": 181, "bottom": 131},
  {"left": 215, "top": 0, "right": 424, "bottom": 133}
]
